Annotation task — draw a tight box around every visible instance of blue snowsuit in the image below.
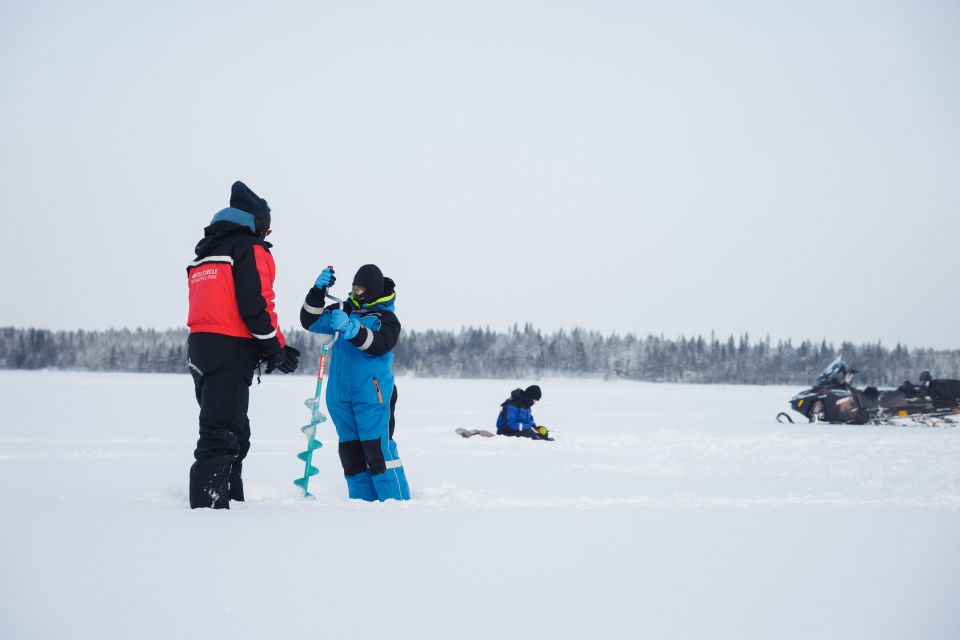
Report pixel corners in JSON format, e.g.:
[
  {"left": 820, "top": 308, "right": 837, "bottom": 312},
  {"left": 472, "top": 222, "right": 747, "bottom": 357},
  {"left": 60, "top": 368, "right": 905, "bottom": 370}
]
[
  {"left": 301, "top": 285, "right": 410, "bottom": 501},
  {"left": 496, "top": 388, "right": 539, "bottom": 437}
]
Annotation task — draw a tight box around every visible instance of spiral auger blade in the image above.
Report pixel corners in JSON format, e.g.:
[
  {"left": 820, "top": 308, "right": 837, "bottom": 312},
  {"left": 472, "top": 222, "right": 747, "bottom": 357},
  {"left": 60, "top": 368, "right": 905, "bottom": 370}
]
[
  {"left": 294, "top": 421, "right": 324, "bottom": 498},
  {"left": 294, "top": 343, "right": 331, "bottom": 499}
]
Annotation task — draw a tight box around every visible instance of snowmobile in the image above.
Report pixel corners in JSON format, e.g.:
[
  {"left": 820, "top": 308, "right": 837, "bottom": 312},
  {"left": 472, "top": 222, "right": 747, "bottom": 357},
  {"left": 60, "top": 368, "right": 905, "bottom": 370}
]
[{"left": 776, "top": 355, "right": 960, "bottom": 426}]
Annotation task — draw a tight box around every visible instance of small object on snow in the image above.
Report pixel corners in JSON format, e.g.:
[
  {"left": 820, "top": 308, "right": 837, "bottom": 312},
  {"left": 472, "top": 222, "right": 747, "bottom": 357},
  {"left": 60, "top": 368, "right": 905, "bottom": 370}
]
[
  {"left": 455, "top": 428, "right": 495, "bottom": 438},
  {"left": 295, "top": 344, "right": 330, "bottom": 498},
  {"left": 533, "top": 425, "right": 552, "bottom": 440}
]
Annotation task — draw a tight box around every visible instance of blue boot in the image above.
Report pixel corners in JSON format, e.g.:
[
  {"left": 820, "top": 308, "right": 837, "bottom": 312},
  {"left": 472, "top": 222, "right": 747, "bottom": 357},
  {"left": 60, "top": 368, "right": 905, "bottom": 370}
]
[
  {"left": 388, "top": 439, "right": 410, "bottom": 500},
  {"left": 345, "top": 470, "right": 377, "bottom": 501},
  {"left": 392, "top": 466, "right": 411, "bottom": 500},
  {"left": 371, "top": 470, "right": 406, "bottom": 501},
  {"left": 370, "top": 440, "right": 410, "bottom": 501}
]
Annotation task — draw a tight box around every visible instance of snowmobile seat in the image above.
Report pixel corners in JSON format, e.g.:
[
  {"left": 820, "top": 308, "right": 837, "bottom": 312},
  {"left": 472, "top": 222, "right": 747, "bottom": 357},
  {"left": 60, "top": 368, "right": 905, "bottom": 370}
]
[
  {"left": 897, "top": 380, "right": 922, "bottom": 399},
  {"left": 877, "top": 389, "right": 908, "bottom": 406},
  {"left": 928, "top": 379, "right": 960, "bottom": 408}
]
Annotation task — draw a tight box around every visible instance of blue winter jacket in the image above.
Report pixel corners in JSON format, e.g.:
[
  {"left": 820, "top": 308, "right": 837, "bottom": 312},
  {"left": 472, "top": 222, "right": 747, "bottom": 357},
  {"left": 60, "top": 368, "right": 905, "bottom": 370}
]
[
  {"left": 302, "top": 287, "right": 400, "bottom": 405},
  {"left": 496, "top": 388, "right": 537, "bottom": 432}
]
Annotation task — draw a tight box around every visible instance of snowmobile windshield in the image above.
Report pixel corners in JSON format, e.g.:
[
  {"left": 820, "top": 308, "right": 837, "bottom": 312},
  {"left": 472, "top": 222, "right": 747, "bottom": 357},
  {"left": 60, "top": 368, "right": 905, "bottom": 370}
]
[{"left": 814, "top": 355, "right": 845, "bottom": 387}]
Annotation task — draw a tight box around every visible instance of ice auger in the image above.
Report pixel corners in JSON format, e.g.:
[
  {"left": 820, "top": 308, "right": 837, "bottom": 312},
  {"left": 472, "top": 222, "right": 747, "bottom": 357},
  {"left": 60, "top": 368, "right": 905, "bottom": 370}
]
[{"left": 294, "top": 343, "right": 330, "bottom": 498}]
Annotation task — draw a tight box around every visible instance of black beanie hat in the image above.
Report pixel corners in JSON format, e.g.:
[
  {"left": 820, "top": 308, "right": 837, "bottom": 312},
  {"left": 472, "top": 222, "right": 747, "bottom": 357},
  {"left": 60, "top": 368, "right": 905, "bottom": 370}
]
[
  {"left": 353, "top": 264, "right": 385, "bottom": 301},
  {"left": 230, "top": 181, "right": 271, "bottom": 233},
  {"left": 524, "top": 385, "right": 542, "bottom": 401}
]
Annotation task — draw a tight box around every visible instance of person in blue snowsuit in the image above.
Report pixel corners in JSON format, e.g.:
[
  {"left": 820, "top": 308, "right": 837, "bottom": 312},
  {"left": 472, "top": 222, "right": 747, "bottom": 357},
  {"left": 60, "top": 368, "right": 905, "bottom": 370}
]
[
  {"left": 496, "top": 385, "right": 550, "bottom": 440},
  {"left": 300, "top": 264, "right": 410, "bottom": 501}
]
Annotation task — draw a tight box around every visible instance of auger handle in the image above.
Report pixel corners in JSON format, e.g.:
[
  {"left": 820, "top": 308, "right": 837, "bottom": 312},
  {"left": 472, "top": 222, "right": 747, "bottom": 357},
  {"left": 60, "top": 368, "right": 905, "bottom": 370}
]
[{"left": 322, "top": 264, "right": 345, "bottom": 303}]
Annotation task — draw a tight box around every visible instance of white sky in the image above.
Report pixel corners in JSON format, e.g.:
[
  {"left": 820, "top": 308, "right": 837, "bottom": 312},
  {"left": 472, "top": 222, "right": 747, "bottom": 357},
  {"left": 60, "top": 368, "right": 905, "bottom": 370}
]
[{"left": 1, "top": 1, "right": 958, "bottom": 348}]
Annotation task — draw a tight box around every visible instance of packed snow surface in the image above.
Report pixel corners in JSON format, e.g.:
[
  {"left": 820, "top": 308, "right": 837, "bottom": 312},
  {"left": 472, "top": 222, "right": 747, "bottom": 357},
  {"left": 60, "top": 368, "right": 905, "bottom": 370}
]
[{"left": 1, "top": 371, "right": 958, "bottom": 639}]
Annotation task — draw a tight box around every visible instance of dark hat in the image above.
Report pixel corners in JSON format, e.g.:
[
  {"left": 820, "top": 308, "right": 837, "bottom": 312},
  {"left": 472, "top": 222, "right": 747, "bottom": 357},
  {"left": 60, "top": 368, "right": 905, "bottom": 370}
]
[
  {"left": 353, "top": 264, "right": 384, "bottom": 301},
  {"left": 230, "top": 181, "right": 271, "bottom": 232},
  {"left": 524, "top": 385, "right": 542, "bottom": 401}
]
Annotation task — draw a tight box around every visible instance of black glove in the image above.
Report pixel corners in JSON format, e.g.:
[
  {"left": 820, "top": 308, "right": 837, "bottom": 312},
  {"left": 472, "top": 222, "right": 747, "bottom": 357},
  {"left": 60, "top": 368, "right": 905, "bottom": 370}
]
[{"left": 266, "top": 345, "right": 300, "bottom": 374}]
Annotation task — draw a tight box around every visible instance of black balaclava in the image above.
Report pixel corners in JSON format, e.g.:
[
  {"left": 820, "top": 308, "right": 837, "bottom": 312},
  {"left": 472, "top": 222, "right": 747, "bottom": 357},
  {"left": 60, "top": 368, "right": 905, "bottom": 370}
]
[
  {"left": 230, "top": 181, "right": 271, "bottom": 233},
  {"left": 352, "top": 264, "right": 385, "bottom": 303},
  {"left": 524, "top": 385, "right": 542, "bottom": 402}
]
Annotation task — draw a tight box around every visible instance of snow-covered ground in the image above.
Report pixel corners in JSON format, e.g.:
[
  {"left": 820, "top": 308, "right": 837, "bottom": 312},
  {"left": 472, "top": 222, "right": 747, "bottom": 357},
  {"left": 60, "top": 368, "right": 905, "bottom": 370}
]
[{"left": 1, "top": 371, "right": 958, "bottom": 639}]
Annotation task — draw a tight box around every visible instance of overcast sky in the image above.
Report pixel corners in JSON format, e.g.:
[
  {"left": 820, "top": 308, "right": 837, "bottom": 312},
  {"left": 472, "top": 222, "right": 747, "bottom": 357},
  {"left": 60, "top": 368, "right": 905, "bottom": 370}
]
[{"left": 1, "top": 1, "right": 957, "bottom": 348}]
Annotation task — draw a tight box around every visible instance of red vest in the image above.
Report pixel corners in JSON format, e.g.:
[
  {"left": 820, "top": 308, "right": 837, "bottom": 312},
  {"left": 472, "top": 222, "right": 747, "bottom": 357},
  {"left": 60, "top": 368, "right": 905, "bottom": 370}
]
[{"left": 187, "top": 244, "right": 285, "bottom": 348}]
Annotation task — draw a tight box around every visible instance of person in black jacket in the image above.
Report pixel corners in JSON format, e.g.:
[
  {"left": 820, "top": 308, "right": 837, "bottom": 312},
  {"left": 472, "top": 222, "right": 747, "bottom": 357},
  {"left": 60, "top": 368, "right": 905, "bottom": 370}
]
[{"left": 185, "top": 181, "right": 300, "bottom": 509}]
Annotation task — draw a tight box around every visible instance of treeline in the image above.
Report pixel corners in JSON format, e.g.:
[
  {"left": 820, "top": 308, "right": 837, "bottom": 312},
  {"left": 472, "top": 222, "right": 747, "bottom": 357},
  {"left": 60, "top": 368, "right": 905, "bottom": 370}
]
[
  {"left": 2, "top": 325, "right": 958, "bottom": 386},
  {"left": 0, "top": 327, "right": 188, "bottom": 373}
]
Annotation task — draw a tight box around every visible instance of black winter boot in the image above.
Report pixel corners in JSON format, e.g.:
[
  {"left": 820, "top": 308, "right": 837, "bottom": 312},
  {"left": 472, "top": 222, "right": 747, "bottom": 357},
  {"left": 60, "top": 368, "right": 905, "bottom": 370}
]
[
  {"left": 189, "top": 456, "right": 232, "bottom": 509},
  {"left": 229, "top": 463, "right": 245, "bottom": 501}
]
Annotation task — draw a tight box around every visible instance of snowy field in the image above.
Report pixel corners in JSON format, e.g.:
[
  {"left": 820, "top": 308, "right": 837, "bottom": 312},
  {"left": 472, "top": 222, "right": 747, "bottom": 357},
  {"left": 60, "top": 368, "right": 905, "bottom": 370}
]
[{"left": 1, "top": 370, "right": 959, "bottom": 640}]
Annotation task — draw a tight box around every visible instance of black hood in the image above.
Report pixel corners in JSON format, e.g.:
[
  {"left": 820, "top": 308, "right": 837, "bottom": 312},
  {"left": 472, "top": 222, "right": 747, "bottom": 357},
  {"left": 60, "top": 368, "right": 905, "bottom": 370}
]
[
  {"left": 382, "top": 277, "right": 396, "bottom": 298},
  {"left": 502, "top": 388, "right": 532, "bottom": 408},
  {"left": 194, "top": 220, "right": 268, "bottom": 258},
  {"left": 349, "top": 276, "right": 397, "bottom": 309},
  {"left": 352, "top": 264, "right": 384, "bottom": 302}
]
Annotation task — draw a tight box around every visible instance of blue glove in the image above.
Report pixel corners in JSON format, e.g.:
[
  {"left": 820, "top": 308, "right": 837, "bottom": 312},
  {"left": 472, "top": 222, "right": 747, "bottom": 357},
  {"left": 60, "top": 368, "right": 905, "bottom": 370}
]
[
  {"left": 314, "top": 267, "right": 336, "bottom": 289},
  {"left": 329, "top": 309, "right": 360, "bottom": 340}
]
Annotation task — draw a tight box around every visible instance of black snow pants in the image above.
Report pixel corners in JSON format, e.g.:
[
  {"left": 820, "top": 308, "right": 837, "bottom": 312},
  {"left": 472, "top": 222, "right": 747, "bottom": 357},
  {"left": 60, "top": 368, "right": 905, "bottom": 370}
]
[
  {"left": 188, "top": 332, "right": 260, "bottom": 509},
  {"left": 496, "top": 427, "right": 543, "bottom": 440}
]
